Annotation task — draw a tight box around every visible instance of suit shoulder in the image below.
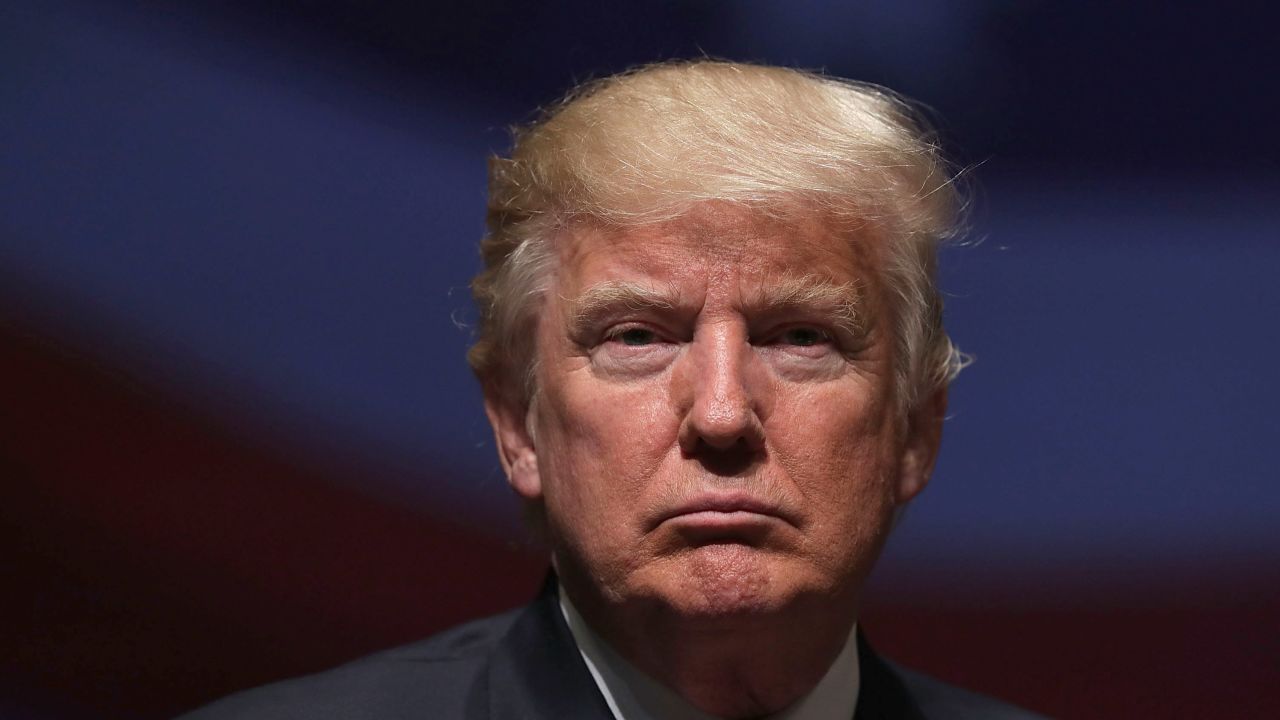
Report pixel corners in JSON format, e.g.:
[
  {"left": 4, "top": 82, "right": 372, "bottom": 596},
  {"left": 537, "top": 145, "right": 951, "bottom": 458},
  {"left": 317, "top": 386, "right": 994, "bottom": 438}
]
[
  {"left": 176, "top": 609, "right": 521, "bottom": 720},
  {"left": 891, "top": 662, "right": 1051, "bottom": 720}
]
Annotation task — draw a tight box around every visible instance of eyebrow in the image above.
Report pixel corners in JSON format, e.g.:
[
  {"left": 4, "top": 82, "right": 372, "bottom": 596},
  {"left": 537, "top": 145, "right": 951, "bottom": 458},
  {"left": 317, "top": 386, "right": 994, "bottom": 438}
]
[
  {"left": 567, "top": 280, "right": 681, "bottom": 337},
  {"left": 747, "top": 274, "right": 865, "bottom": 337},
  {"left": 565, "top": 275, "right": 865, "bottom": 337}
]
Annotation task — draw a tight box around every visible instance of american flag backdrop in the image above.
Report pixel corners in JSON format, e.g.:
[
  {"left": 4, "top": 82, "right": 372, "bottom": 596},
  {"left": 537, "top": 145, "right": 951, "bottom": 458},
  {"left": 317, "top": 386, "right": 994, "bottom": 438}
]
[{"left": 3, "top": 2, "right": 1277, "bottom": 718}]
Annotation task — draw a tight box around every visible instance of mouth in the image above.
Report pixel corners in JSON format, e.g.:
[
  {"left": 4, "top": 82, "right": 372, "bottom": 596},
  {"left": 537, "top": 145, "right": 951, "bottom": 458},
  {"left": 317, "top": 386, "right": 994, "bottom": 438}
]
[{"left": 653, "top": 491, "right": 793, "bottom": 536}]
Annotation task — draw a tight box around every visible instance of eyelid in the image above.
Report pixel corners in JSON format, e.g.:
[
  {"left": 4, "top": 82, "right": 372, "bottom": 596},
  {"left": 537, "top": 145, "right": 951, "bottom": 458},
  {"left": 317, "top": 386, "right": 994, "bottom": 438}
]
[
  {"left": 601, "top": 321, "right": 672, "bottom": 344},
  {"left": 604, "top": 321, "right": 650, "bottom": 335},
  {"left": 756, "top": 322, "right": 835, "bottom": 344}
]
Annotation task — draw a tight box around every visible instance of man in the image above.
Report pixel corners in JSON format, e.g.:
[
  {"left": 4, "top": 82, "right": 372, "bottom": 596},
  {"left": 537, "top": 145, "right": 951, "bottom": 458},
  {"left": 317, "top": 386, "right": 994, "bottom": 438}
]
[{"left": 183, "top": 61, "right": 1044, "bottom": 719}]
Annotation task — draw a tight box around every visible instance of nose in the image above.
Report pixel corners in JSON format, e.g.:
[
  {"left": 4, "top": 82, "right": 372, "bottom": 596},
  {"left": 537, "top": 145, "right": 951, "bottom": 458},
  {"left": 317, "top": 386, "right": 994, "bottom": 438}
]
[{"left": 676, "top": 323, "right": 766, "bottom": 458}]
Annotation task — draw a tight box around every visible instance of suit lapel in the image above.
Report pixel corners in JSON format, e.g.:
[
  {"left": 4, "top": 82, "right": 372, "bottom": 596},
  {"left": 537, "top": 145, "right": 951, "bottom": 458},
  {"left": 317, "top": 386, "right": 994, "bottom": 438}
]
[
  {"left": 484, "top": 574, "right": 616, "bottom": 720},
  {"left": 852, "top": 632, "right": 927, "bottom": 720}
]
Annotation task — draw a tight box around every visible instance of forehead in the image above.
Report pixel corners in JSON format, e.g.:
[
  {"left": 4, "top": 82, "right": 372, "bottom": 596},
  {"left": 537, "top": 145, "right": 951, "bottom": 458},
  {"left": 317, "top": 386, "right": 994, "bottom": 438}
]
[{"left": 556, "top": 203, "right": 880, "bottom": 289}]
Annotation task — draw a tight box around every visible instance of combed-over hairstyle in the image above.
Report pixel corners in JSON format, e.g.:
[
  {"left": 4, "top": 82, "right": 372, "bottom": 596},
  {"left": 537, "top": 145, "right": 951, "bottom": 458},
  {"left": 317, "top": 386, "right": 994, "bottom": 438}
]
[{"left": 469, "top": 60, "right": 967, "bottom": 413}]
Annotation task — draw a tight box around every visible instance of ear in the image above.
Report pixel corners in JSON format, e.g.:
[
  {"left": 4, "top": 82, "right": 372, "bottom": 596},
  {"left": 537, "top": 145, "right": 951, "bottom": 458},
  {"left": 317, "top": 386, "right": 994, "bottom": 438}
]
[
  {"left": 484, "top": 389, "right": 542, "bottom": 501},
  {"left": 895, "top": 387, "right": 947, "bottom": 505}
]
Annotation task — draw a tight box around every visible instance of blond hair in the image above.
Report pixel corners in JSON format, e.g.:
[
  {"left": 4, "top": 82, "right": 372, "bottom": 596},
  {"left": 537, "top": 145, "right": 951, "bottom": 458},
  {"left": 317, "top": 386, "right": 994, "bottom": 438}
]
[{"left": 469, "top": 60, "right": 967, "bottom": 413}]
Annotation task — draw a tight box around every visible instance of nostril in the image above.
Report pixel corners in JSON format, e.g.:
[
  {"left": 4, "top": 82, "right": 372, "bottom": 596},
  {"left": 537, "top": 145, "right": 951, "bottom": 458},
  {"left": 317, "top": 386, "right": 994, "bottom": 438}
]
[{"left": 689, "top": 437, "right": 762, "bottom": 477}]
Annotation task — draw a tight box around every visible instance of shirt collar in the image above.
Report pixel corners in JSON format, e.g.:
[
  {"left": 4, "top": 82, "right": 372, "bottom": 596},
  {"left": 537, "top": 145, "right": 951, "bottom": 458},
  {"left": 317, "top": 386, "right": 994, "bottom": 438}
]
[{"left": 559, "top": 589, "right": 860, "bottom": 720}]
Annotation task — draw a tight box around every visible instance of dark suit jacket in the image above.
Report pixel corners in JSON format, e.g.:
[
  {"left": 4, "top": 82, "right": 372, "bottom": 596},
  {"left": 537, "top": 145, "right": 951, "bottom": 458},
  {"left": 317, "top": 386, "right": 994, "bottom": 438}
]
[{"left": 179, "top": 579, "right": 1046, "bottom": 719}]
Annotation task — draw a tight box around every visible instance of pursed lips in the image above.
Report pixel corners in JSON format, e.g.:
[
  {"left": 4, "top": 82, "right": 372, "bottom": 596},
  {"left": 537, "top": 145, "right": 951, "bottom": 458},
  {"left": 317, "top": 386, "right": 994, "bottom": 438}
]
[{"left": 652, "top": 490, "right": 795, "bottom": 531}]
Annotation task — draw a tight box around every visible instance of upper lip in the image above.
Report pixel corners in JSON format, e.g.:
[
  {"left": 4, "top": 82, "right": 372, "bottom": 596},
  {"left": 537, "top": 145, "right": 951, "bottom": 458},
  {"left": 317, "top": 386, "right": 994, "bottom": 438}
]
[{"left": 654, "top": 491, "right": 791, "bottom": 528}]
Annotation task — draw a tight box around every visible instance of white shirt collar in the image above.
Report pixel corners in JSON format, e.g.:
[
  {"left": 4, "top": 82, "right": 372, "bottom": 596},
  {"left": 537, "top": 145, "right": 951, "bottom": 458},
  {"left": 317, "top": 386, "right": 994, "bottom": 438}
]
[{"left": 559, "top": 589, "right": 860, "bottom": 720}]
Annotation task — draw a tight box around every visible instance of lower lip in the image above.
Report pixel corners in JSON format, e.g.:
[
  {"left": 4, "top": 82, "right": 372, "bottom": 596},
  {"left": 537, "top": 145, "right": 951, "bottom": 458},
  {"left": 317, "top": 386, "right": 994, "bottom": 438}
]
[
  {"left": 665, "top": 510, "right": 779, "bottom": 529},
  {"left": 664, "top": 511, "right": 779, "bottom": 544}
]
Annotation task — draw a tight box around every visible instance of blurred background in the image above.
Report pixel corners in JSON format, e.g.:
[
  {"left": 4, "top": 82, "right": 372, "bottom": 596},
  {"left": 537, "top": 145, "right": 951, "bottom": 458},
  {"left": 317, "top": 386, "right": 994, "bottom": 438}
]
[{"left": 3, "top": 1, "right": 1277, "bottom": 717}]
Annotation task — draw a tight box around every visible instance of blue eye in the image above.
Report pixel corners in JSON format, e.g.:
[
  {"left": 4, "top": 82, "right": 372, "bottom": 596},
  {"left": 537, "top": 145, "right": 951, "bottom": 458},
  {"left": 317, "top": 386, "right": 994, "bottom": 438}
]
[
  {"left": 615, "top": 328, "right": 658, "bottom": 346},
  {"left": 780, "top": 327, "right": 828, "bottom": 346}
]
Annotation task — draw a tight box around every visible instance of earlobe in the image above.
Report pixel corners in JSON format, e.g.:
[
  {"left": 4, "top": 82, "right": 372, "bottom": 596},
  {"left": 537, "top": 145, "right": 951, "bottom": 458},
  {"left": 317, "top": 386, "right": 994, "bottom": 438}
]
[
  {"left": 895, "top": 387, "right": 947, "bottom": 505},
  {"left": 483, "top": 391, "right": 542, "bottom": 500},
  {"left": 507, "top": 449, "right": 542, "bottom": 499}
]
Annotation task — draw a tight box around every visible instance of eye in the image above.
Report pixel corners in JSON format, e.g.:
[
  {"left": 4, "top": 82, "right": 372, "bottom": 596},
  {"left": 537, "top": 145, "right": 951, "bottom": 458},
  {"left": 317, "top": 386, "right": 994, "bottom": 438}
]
[
  {"left": 593, "top": 323, "right": 679, "bottom": 377},
  {"left": 607, "top": 326, "right": 660, "bottom": 346},
  {"left": 777, "top": 327, "right": 831, "bottom": 347}
]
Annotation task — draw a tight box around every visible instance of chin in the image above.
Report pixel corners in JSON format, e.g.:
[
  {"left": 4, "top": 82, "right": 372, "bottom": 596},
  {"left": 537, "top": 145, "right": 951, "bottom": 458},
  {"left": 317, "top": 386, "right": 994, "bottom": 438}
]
[{"left": 652, "top": 543, "right": 811, "bottom": 619}]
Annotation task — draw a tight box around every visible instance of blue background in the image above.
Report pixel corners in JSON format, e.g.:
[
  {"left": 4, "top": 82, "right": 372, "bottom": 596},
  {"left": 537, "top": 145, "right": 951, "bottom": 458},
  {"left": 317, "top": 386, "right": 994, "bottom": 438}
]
[{"left": 3, "top": 2, "right": 1277, "bottom": 716}]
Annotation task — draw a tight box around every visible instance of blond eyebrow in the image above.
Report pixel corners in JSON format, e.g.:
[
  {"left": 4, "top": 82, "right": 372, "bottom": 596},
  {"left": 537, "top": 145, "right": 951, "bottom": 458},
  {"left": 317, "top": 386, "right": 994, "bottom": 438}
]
[
  {"left": 567, "top": 280, "right": 680, "bottom": 335},
  {"left": 566, "top": 275, "right": 864, "bottom": 337},
  {"left": 747, "top": 274, "right": 865, "bottom": 336}
]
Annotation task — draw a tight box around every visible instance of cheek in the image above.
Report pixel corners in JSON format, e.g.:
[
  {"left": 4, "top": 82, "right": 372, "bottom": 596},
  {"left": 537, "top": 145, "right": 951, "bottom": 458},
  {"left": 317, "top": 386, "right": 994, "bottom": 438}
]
[
  {"left": 535, "top": 374, "right": 676, "bottom": 529},
  {"left": 771, "top": 380, "right": 900, "bottom": 533},
  {"left": 776, "top": 375, "right": 895, "bottom": 455},
  {"left": 533, "top": 377, "right": 679, "bottom": 591}
]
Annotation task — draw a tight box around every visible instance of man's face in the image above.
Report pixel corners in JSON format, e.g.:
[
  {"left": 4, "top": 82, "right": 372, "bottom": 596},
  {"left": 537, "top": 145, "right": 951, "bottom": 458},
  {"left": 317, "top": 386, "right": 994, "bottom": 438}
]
[{"left": 488, "top": 202, "right": 942, "bottom": 625}]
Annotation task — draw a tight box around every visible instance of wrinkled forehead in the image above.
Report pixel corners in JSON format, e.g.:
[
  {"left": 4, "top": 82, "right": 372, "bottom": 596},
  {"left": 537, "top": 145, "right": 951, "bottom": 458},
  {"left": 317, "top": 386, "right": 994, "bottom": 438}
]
[{"left": 554, "top": 202, "right": 884, "bottom": 293}]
